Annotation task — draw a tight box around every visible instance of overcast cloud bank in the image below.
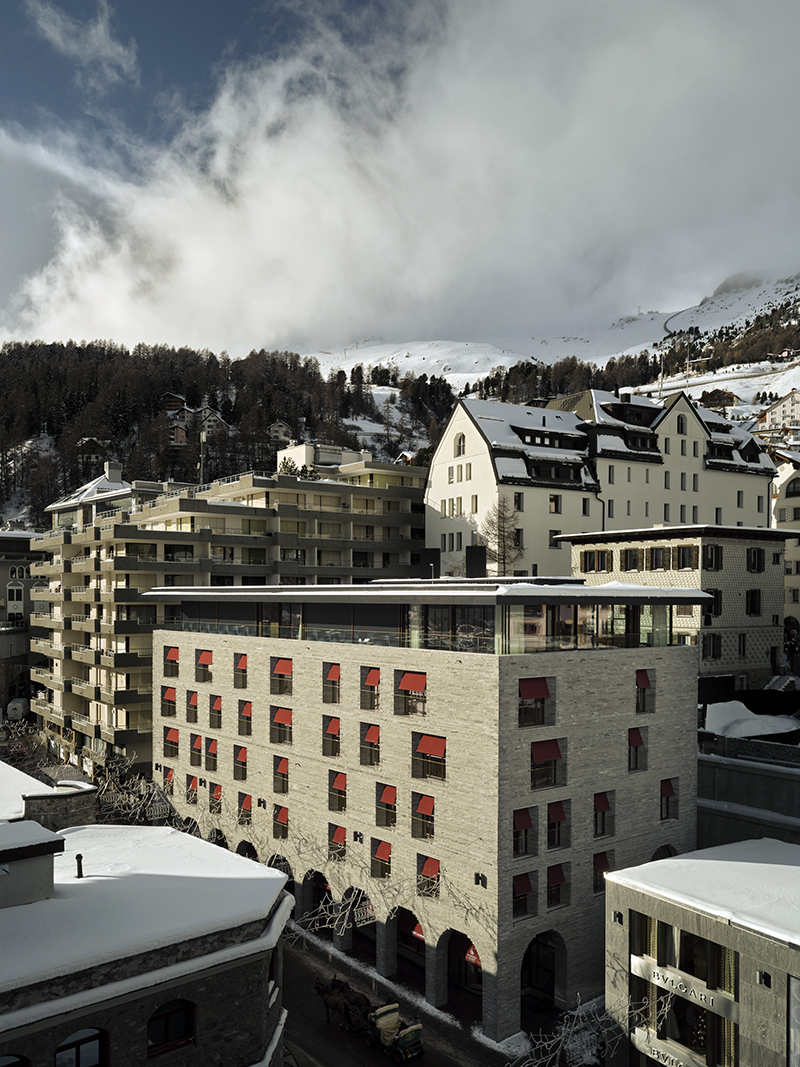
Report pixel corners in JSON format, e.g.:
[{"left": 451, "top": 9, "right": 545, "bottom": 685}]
[{"left": 2, "top": 0, "right": 800, "bottom": 354}]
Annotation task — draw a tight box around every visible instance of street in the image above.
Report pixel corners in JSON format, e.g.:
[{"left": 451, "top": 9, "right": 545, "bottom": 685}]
[{"left": 281, "top": 938, "right": 510, "bottom": 1067}]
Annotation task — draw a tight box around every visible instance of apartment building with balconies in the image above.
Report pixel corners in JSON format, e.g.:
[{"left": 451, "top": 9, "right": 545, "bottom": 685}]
[
  {"left": 30, "top": 460, "right": 427, "bottom": 776},
  {"left": 146, "top": 576, "right": 706, "bottom": 1041}
]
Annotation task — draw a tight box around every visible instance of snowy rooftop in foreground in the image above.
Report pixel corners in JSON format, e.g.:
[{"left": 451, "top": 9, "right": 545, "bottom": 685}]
[
  {"left": 0, "top": 760, "right": 57, "bottom": 821},
  {"left": 0, "top": 824, "right": 286, "bottom": 993},
  {"left": 704, "top": 700, "right": 800, "bottom": 739},
  {"left": 608, "top": 838, "right": 800, "bottom": 947}
]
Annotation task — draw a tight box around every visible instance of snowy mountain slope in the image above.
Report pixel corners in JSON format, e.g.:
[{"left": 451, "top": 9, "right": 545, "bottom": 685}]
[{"left": 303, "top": 270, "right": 800, "bottom": 395}]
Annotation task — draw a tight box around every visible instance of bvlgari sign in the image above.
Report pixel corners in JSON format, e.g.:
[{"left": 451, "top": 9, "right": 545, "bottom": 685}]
[{"left": 630, "top": 956, "right": 738, "bottom": 1022}]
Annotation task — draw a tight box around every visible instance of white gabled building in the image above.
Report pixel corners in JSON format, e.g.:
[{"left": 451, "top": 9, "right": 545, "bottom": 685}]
[{"left": 425, "top": 392, "right": 775, "bottom": 578}]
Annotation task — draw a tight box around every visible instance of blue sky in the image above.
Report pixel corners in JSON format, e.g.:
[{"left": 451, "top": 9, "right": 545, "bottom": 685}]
[{"left": 1, "top": 0, "right": 800, "bottom": 355}]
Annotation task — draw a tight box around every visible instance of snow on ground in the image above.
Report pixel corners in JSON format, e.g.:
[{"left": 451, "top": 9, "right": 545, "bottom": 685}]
[
  {"left": 607, "top": 838, "right": 800, "bottom": 946},
  {"left": 300, "top": 272, "right": 800, "bottom": 395},
  {"left": 0, "top": 824, "right": 286, "bottom": 992},
  {"left": 0, "top": 760, "right": 58, "bottom": 820},
  {"left": 703, "top": 700, "right": 800, "bottom": 738}
]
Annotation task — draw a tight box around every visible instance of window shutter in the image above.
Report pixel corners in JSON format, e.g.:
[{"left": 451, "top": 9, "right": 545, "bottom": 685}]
[
  {"left": 637, "top": 549, "right": 644, "bottom": 571},
  {"left": 646, "top": 547, "right": 652, "bottom": 570},
  {"left": 580, "top": 551, "right": 586, "bottom": 573},
  {"left": 606, "top": 550, "right": 614, "bottom": 572},
  {"left": 671, "top": 546, "right": 679, "bottom": 569},
  {"left": 718, "top": 545, "right": 723, "bottom": 568},
  {"left": 620, "top": 553, "right": 627, "bottom": 573},
  {"left": 691, "top": 545, "right": 699, "bottom": 570}
]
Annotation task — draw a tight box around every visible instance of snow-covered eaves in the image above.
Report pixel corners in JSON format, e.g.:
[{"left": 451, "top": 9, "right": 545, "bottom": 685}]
[
  {"left": 607, "top": 838, "right": 800, "bottom": 948},
  {"left": 46, "top": 473, "right": 133, "bottom": 512},
  {"left": 0, "top": 825, "right": 286, "bottom": 993},
  {"left": 494, "top": 456, "right": 529, "bottom": 480}
]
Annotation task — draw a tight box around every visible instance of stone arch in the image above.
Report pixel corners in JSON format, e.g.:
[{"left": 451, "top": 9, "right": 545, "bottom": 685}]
[
  {"left": 389, "top": 906, "right": 426, "bottom": 997},
  {"left": 208, "top": 829, "right": 228, "bottom": 849},
  {"left": 521, "top": 929, "right": 568, "bottom": 1029},
  {"left": 236, "top": 840, "right": 259, "bottom": 862},
  {"left": 339, "top": 886, "right": 377, "bottom": 964},
  {"left": 300, "top": 869, "right": 334, "bottom": 938},
  {"left": 651, "top": 843, "right": 678, "bottom": 861},
  {"left": 266, "top": 853, "right": 295, "bottom": 908},
  {"left": 442, "top": 928, "right": 483, "bottom": 1024}
]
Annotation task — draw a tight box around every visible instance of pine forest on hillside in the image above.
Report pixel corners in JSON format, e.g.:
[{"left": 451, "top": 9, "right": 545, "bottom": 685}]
[{"left": 3, "top": 287, "right": 799, "bottom": 525}]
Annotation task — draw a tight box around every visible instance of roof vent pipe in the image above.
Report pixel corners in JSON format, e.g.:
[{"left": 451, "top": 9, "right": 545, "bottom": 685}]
[{"left": 76, "top": 854, "right": 84, "bottom": 879}]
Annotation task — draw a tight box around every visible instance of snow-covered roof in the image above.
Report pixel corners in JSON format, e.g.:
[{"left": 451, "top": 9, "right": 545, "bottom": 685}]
[
  {"left": 494, "top": 456, "right": 529, "bottom": 480},
  {"left": 462, "top": 398, "right": 588, "bottom": 447},
  {"left": 607, "top": 838, "right": 800, "bottom": 948},
  {"left": 702, "top": 700, "right": 800, "bottom": 739},
  {"left": 0, "top": 761, "right": 57, "bottom": 821},
  {"left": 0, "top": 824, "right": 286, "bottom": 993},
  {"left": 46, "top": 472, "right": 133, "bottom": 512}
]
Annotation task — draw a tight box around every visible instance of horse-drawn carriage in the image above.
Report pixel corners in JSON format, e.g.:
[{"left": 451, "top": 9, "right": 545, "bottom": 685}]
[{"left": 314, "top": 976, "right": 424, "bottom": 1062}]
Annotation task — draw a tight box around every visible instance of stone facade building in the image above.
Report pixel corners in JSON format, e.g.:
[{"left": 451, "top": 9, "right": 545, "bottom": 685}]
[
  {"left": 146, "top": 577, "right": 705, "bottom": 1041},
  {"left": 30, "top": 457, "right": 426, "bottom": 776},
  {"left": 0, "top": 821, "right": 291, "bottom": 1067},
  {"left": 605, "top": 838, "right": 800, "bottom": 1067},
  {"left": 425, "top": 393, "right": 774, "bottom": 578},
  {"left": 560, "top": 526, "right": 787, "bottom": 693}
]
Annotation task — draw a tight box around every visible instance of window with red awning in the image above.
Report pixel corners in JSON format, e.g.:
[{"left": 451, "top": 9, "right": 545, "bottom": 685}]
[{"left": 519, "top": 677, "right": 550, "bottom": 699}]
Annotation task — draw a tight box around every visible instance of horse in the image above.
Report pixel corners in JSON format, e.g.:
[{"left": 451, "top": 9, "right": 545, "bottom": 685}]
[
  {"left": 330, "top": 974, "right": 372, "bottom": 1016},
  {"left": 314, "top": 977, "right": 357, "bottom": 1029}
]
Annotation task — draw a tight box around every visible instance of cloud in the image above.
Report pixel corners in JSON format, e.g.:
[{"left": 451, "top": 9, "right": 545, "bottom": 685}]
[
  {"left": 25, "top": 0, "right": 139, "bottom": 95},
  {"left": 3, "top": 0, "right": 800, "bottom": 354}
]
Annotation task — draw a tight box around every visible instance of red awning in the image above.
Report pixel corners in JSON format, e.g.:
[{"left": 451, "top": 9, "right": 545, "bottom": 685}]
[
  {"left": 548, "top": 864, "right": 565, "bottom": 887},
  {"left": 237, "top": 654, "right": 248, "bottom": 670},
  {"left": 364, "top": 725, "right": 380, "bottom": 743},
  {"left": 240, "top": 701, "right": 252, "bottom": 717},
  {"left": 513, "top": 808, "right": 533, "bottom": 830},
  {"left": 547, "top": 801, "right": 566, "bottom": 823},
  {"left": 166, "top": 647, "right": 179, "bottom": 661},
  {"left": 416, "top": 795, "right": 435, "bottom": 816},
  {"left": 197, "top": 650, "right": 212, "bottom": 665},
  {"left": 594, "top": 792, "right": 610, "bottom": 813},
  {"left": 207, "top": 739, "right": 218, "bottom": 755},
  {"left": 162, "top": 687, "right": 176, "bottom": 702},
  {"left": 417, "top": 735, "right": 446, "bottom": 757},
  {"left": 236, "top": 747, "right": 247, "bottom": 762},
  {"left": 661, "top": 779, "right": 675, "bottom": 797},
  {"left": 513, "top": 873, "right": 532, "bottom": 896},
  {"left": 364, "top": 668, "right": 380, "bottom": 686},
  {"left": 165, "top": 768, "right": 174, "bottom": 781},
  {"left": 327, "top": 664, "right": 341, "bottom": 682},
  {"left": 421, "top": 857, "right": 440, "bottom": 878},
  {"left": 165, "top": 728, "right": 179, "bottom": 743},
  {"left": 594, "top": 852, "right": 611, "bottom": 873},
  {"left": 375, "top": 840, "right": 392, "bottom": 861},
  {"left": 240, "top": 794, "right": 252, "bottom": 810},
  {"left": 192, "top": 735, "right": 202, "bottom": 749},
  {"left": 412, "top": 922, "right": 425, "bottom": 941},
  {"left": 381, "top": 785, "right": 396, "bottom": 805},
  {"left": 188, "top": 776, "right": 198, "bottom": 790},
  {"left": 398, "top": 671, "right": 426, "bottom": 692},
  {"left": 276, "top": 758, "right": 289, "bottom": 774},
  {"left": 636, "top": 669, "right": 651, "bottom": 689},
  {"left": 211, "top": 783, "right": 222, "bottom": 799},
  {"left": 273, "top": 658, "right": 293, "bottom": 675},
  {"left": 332, "top": 825, "right": 347, "bottom": 844},
  {"left": 273, "top": 707, "right": 292, "bottom": 724},
  {"left": 188, "top": 691, "right": 198, "bottom": 706},
  {"left": 465, "top": 944, "right": 482, "bottom": 967},
  {"left": 628, "top": 728, "right": 644, "bottom": 747},
  {"left": 326, "top": 718, "right": 341, "bottom": 735},
  {"left": 332, "top": 772, "right": 347, "bottom": 791},
  {"left": 531, "top": 739, "right": 562, "bottom": 762},
  {"left": 519, "top": 677, "right": 550, "bottom": 700},
  {"left": 212, "top": 695, "right": 222, "bottom": 711},
  {"left": 275, "top": 806, "right": 288, "bottom": 824}
]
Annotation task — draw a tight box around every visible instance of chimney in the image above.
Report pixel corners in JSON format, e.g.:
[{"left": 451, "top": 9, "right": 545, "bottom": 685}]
[{"left": 104, "top": 461, "right": 123, "bottom": 484}]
